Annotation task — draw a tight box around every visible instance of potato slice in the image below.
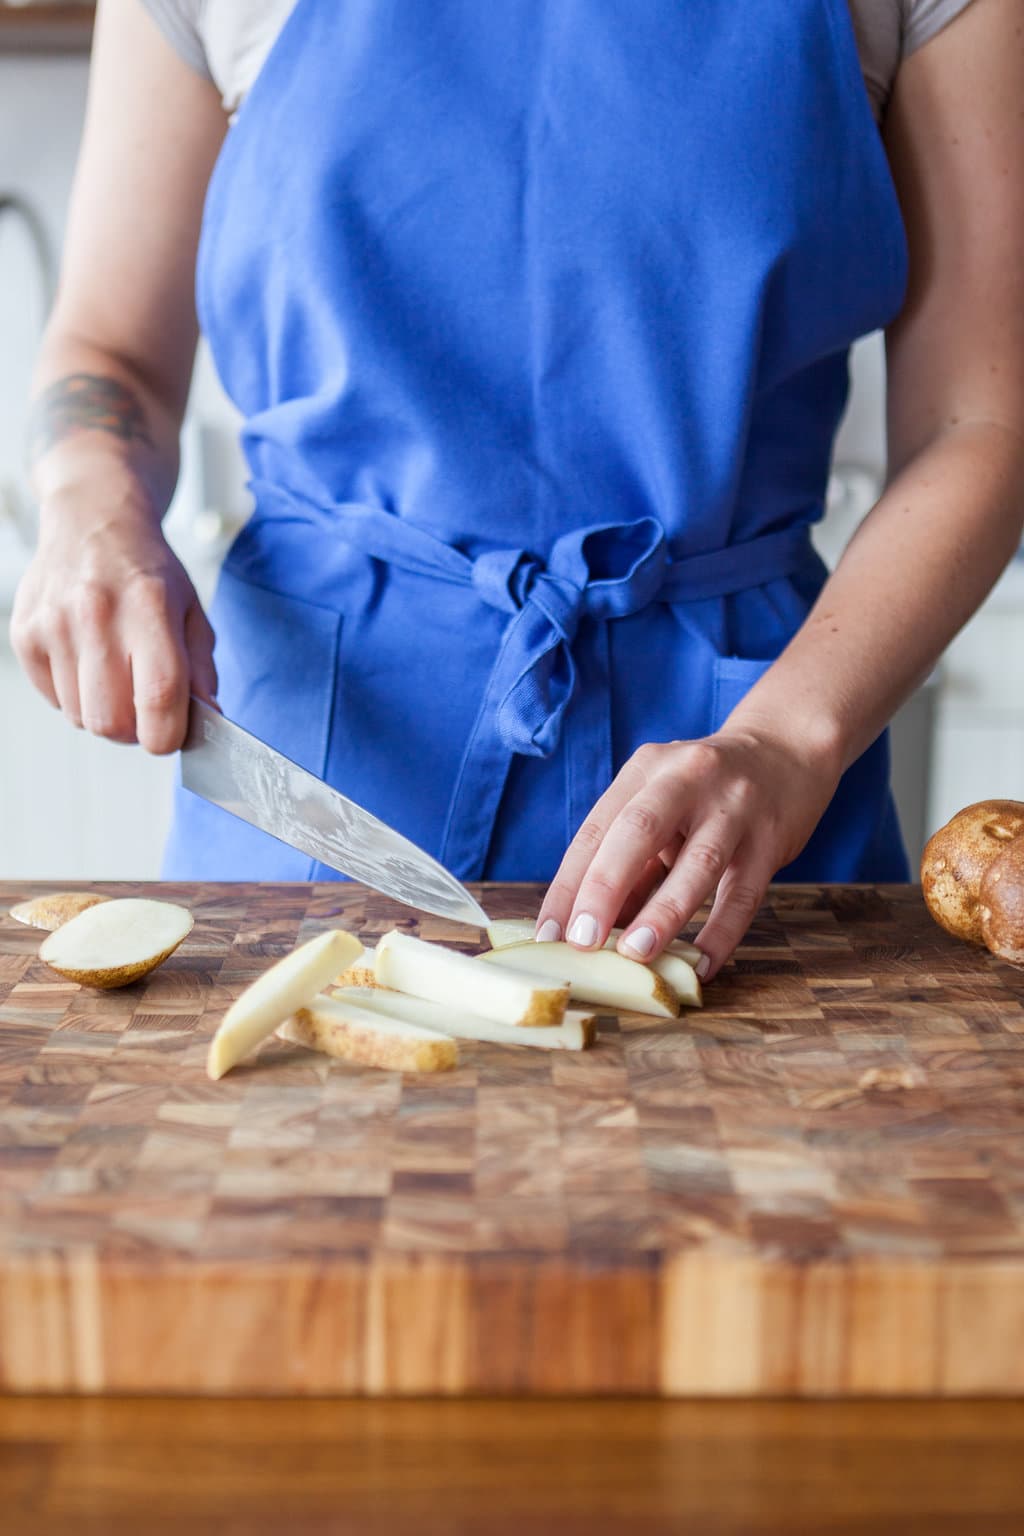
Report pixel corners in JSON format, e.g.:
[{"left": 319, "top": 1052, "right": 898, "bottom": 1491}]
[
  {"left": 486, "top": 919, "right": 546, "bottom": 951},
  {"left": 374, "top": 930, "right": 568, "bottom": 1027},
  {"left": 337, "top": 985, "right": 596, "bottom": 1051},
  {"left": 646, "top": 949, "right": 702, "bottom": 1009},
  {"left": 335, "top": 944, "right": 382, "bottom": 989},
  {"left": 479, "top": 940, "right": 685, "bottom": 1017},
  {"left": 9, "top": 891, "right": 110, "bottom": 932},
  {"left": 278, "top": 996, "right": 457, "bottom": 1073},
  {"left": 207, "top": 928, "right": 362, "bottom": 1080},
  {"left": 38, "top": 898, "right": 194, "bottom": 990},
  {"left": 486, "top": 918, "right": 702, "bottom": 968}
]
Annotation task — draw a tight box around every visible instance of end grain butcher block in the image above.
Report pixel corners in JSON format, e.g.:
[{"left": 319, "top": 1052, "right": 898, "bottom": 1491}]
[{"left": 2, "top": 881, "right": 1024, "bottom": 1397}]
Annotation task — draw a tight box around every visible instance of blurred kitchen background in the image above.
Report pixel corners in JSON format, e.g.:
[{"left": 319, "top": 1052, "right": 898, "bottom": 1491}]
[{"left": 2, "top": 3, "right": 1023, "bottom": 880}]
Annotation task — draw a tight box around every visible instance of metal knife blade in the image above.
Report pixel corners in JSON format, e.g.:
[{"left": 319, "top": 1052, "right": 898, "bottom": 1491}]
[{"left": 180, "top": 699, "right": 490, "bottom": 928}]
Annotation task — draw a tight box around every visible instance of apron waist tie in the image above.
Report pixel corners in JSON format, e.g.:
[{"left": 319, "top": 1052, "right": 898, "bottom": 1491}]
[{"left": 248, "top": 480, "right": 820, "bottom": 877}]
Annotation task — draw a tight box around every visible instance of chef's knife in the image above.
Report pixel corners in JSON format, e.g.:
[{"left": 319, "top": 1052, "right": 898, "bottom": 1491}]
[{"left": 180, "top": 698, "right": 490, "bottom": 928}]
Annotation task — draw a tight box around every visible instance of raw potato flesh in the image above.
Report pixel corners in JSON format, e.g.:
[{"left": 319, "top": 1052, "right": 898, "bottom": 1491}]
[
  {"left": 9, "top": 891, "right": 110, "bottom": 932},
  {"left": 278, "top": 995, "right": 457, "bottom": 1073},
  {"left": 337, "top": 985, "right": 596, "bottom": 1051},
  {"left": 374, "top": 929, "right": 569, "bottom": 1027},
  {"left": 207, "top": 928, "right": 362, "bottom": 1080},
  {"left": 335, "top": 945, "right": 382, "bottom": 989},
  {"left": 486, "top": 918, "right": 702, "bottom": 968},
  {"left": 39, "top": 898, "right": 194, "bottom": 990},
  {"left": 488, "top": 932, "right": 701, "bottom": 1008},
  {"left": 479, "top": 941, "right": 685, "bottom": 1017},
  {"left": 647, "top": 949, "right": 702, "bottom": 1009}
]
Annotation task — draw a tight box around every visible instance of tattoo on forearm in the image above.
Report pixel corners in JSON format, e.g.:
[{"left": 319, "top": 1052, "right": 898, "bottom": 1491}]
[{"left": 27, "top": 372, "right": 154, "bottom": 463}]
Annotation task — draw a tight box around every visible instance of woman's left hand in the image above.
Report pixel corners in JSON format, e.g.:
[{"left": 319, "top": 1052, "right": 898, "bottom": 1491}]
[{"left": 535, "top": 724, "right": 842, "bottom": 981}]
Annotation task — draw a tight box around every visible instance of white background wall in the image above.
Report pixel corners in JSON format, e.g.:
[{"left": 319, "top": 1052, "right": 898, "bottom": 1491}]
[
  {"left": 1, "top": 48, "right": 1022, "bottom": 883},
  {"left": 0, "top": 57, "right": 84, "bottom": 521}
]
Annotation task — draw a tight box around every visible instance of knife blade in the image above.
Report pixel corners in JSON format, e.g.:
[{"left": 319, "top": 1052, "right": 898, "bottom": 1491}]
[{"left": 180, "top": 699, "right": 490, "bottom": 928}]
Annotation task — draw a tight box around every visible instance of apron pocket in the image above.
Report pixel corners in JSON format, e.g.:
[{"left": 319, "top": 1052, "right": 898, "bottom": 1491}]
[
  {"left": 211, "top": 566, "right": 342, "bottom": 781},
  {"left": 710, "top": 655, "right": 773, "bottom": 734}
]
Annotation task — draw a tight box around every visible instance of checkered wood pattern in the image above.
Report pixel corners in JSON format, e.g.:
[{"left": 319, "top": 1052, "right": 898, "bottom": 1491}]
[{"left": 1, "top": 881, "right": 1023, "bottom": 1396}]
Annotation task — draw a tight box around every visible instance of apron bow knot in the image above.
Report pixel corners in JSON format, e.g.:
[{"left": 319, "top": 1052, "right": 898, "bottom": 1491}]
[{"left": 470, "top": 518, "right": 669, "bottom": 757}]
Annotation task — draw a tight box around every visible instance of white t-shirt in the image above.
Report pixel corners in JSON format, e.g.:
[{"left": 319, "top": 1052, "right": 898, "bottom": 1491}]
[{"left": 140, "top": 0, "right": 977, "bottom": 122}]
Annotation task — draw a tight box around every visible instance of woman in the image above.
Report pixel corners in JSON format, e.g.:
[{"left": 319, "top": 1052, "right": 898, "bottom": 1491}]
[{"left": 13, "top": 0, "right": 1024, "bottom": 982}]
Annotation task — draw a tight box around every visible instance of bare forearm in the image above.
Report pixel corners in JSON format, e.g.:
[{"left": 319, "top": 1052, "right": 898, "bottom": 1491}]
[
  {"left": 14, "top": 325, "right": 215, "bottom": 754},
  {"left": 28, "top": 327, "right": 185, "bottom": 519},
  {"left": 724, "top": 420, "right": 1024, "bottom": 771}
]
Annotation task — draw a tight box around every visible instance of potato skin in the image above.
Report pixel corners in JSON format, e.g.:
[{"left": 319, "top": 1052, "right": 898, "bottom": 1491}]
[
  {"left": 980, "top": 847, "right": 1024, "bottom": 966},
  {"left": 280, "top": 1008, "right": 457, "bottom": 1073},
  {"left": 921, "top": 800, "right": 1024, "bottom": 946},
  {"left": 8, "top": 892, "right": 109, "bottom": 932},
  {"left": 43, "top": 942, "right": 183, "bottom": 990}
]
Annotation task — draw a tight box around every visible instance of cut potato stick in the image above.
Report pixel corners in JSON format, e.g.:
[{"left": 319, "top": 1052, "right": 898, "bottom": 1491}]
[
  {"left": 337, "top": 965, "right": 380, "bottom": 989},
  {"left": 278, "top": 996, "right": 457, "bottom": 1073},
  {"left": 207, "top": 928, "right": 362, "bottom": 1080},
  {"left": 374, "top": 929, "right": 568, "bottom": 1027},
  {"left": 645, "top": 950, "right": 702, "bottom": 1009},
  {"left": 39, "top": 898, "right": 194, "bottom": 990},
  {"left": 486, "top": 919, "right": 544, "bottom": 951},
  {"left": 486, "top": 917, "right": 702, "bottom": 968},
  {"left": 479, "top": 941, "right": 686, "bottom": 1017},
  {"left": 9, "top": 892, "right": 110, "bottom": 931},
  {"left": 335, "top": 945, "right": 381, "bottom": 989},
  {"left": 337, "top": 985, "right": 596, "bottom": 1051}
]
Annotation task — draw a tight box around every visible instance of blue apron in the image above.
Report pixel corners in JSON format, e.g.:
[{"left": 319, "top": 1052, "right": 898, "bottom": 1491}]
[{"left": 164, "top": 0, "right": 911, "bottom": 884}]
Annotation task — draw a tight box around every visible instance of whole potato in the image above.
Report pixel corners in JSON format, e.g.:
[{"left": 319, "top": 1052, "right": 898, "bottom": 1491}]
[
  {"left": 920, "top": 800, "right": 1024, "bottom": 945},
  {"left": 980, "top": 845, "right": 1024, "bottom": 966}
]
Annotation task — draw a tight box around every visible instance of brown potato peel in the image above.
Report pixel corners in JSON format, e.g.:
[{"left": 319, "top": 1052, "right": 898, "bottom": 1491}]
[{"left": 921, "top": 800, "right": 1024, "bottom": 965}]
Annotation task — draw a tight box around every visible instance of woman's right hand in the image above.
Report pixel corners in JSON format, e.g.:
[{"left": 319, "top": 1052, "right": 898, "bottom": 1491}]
[
  {"left": 8, "top": 0, "right": 230, "bottom": 756},
  {"left": 10, "top": 488, "right": 217, "bottom": 754}
]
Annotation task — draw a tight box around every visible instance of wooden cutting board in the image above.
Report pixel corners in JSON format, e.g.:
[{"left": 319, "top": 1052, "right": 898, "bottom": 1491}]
[{"left": 2, "top": 880, "right": 1024, "bottom": 1397}]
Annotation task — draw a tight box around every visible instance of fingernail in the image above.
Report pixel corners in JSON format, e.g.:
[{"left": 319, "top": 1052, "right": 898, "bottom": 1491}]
[
  {"left": 535, "top": 919, "right": 561, "bottom": 943},
  {"left": 568, "top": 913, "right": 599, "bottom": 948},
  {"left": 696, "top": 953, "right": 711, "bottom": 980},
  {"left": 622, "top": 926, "right": 656, "bottom": 959}
]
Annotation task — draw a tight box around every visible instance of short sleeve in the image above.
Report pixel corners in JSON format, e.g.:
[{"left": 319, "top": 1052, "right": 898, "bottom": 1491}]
[
  {"left": 136, "top": 0, "right": 213, "bottom": 82},
  {"left": 902, "top": 0, "right": 979, "bottom": 58}
]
